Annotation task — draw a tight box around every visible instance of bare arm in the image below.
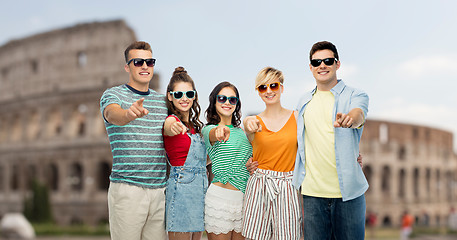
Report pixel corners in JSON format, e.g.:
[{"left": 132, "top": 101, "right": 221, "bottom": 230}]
[
  {"left": 163, "top": 117, "right": 187, "bottom": 136},
  {"left": 243, "top": 116, "right": 261, "bottom": 143},
  {"left": 208, "top": 125, "right": 230, "bottom": 145}
]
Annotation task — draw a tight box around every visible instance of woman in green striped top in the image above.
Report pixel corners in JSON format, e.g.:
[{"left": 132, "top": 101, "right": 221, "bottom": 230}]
[{"left": 202, "top": 81, "right": 252, "bottom": 240}]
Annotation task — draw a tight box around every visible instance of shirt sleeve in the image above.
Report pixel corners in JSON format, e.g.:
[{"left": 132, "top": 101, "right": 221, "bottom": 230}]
[
  {"left": 350, "top": 89, "right": 369, "bottom": 123},
  {"left": 100, "top": 88, "right": 122, "bottom": 122},
  {"left": 202, "top": 125, "right": 217, "bottom": 149}
]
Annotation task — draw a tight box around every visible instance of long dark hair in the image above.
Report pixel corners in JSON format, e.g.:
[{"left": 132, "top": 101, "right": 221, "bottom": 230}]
[
  {"left": 165, "top": 66, "right": 203, "bottom": 133},
  {"left": 205, "top": 81, "right": 242, "bottom": 127}
]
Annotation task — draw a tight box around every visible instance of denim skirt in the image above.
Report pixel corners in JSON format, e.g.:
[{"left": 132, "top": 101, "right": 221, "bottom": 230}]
[{"left": 166, "top": 166, "right": 207, "bottom": 232}]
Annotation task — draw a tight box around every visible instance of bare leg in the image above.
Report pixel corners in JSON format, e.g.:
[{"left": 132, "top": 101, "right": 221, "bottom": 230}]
[
  {"left": 168, "top": 232, "right": 192, "bottom": 240},
  {"left": 231, "top": 231, "right": 245, "bottom": 240},
  {"left": 207, "top": 231, "right": 232, "bottom": 240},
  {"left": 191, "top": 231, "right": 203, "bottom": 240}
]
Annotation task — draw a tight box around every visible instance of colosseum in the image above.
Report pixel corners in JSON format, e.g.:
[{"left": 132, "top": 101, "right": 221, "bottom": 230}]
[
  {"left": 361, "top": 120, "right": 457, "bottom": 227},
  {"left": 0, "top": 19, "right": 160, "bottom": 225},
  {"left": 0, "top": 19, "right": 456, "bottom": 228}
]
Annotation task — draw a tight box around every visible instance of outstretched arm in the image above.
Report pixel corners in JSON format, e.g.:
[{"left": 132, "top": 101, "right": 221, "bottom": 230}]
[
  {"left": 334, "top": 108, "right": 364, "bottom": 129},
  {"left": 104, "top": 98, "right": 149, "bottom": 126}
]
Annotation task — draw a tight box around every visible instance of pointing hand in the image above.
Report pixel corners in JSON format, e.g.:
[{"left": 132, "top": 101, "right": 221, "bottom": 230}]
[{"left": 126, "top": 98, "right": 149, "bottom": 121}]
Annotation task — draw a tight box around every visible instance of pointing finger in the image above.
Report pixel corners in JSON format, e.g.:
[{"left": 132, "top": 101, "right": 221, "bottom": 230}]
[{"left": 136, "top": 98, "right": 145, "bottom": 107}]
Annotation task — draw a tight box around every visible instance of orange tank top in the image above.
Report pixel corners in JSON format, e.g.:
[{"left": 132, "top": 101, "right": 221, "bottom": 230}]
[{"left": 252, "top": 113, "right": 297, "bottom": 172}]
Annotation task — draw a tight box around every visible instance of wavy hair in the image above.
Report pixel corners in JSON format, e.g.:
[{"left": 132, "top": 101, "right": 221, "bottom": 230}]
[
  {"left": 205, "top": 81, "right": 242, "bottom": 127},
  {"left": 165, "top": 66, "right": 203, "bottom": 133}
]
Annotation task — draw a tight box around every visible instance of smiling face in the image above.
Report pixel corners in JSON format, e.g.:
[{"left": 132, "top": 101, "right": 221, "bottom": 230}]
[
  {"left": 309, "top": 49, "right": 340, "bottom": 90},
  {"left": 258, "top": 78, "right": 283, "bottom": 105},
  {"left": 124, "top": 49, "right": 154, "bottom": 91},
  {"left": 168, "top": 81, "right": 194, "bottom": 116},
  {"left": 216, "top": 87, "right": 237, "bottom": 124}
]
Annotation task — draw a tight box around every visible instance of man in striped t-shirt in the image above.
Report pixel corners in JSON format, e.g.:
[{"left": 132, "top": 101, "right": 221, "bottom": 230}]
[{"left": 100, "top": 41, "right": 167, "bottom": 240}]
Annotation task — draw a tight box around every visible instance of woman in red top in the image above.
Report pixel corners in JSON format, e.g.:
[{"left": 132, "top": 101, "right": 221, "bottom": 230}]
[{"left": 163, "top": 67, "right": 208, "bottom": 240}]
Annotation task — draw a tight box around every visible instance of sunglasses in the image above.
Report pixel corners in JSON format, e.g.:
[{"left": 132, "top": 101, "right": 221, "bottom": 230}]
[
  {"left": 257, "top": 82, "right": 281, "bottom": 93},
  {"left": 310, "top": 58, "right": 337, "bottom": 67},
  {"left": 216, "top": 95, "right": 239, "bottom": 105},
  {"left": 127, "top": 58, "right": 156, "bottom": 67},
  {"left": 169, "top": 90, "right": 196, "bottom": 99}
]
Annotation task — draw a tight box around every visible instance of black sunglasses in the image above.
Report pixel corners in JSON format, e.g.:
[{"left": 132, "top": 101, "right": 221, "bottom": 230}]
[
  {"left": 216, "top": 95, "right": 238, "bottom": 105},
  {"left": 127, "top": 58, "right": 156, "bottom": 67},
  {"left": 310, "top": 58, "right": 337, "bottom": 67},
  {"left": 169, "top": 90, "right": 196, "bottom": 99}
]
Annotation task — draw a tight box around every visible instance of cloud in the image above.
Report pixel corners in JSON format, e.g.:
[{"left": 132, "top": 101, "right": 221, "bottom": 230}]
[
  {"left": 398, "top": 55, "right": 457, "bottom": 79},
  {"left": 338, "top": 63, "right": 359, "bottom": 79},
  {"left": 29, "top": 16, "right": 44, "bottom": 27},
  {"left": 370, "top": 99, "right": 457, "bottom": 151}
]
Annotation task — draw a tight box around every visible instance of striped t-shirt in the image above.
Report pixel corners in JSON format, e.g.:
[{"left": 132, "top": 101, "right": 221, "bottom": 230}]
[
  {"left": 100, "top": 84, "right": 168, "bottom": 189},
  {"left": 202, "top": 124, "right": 252, "bottom": 193}
]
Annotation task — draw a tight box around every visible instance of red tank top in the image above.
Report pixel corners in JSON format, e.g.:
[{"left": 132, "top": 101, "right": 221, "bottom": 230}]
[{"left": 163, "top": 115, "right": 195, "bottom": 166}]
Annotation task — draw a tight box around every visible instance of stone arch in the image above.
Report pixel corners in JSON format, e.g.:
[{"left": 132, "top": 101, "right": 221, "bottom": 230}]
[
  {"left": 426, "top": 168, "right": 431, "bottom": 202},
  {"left": 0, "top": 117, "right": 7, "bottom": 143},
  {"left": 399, "top": 169, "right": 406, "bottom": 199},
  {"left": 436, "top": 169, "right": 441, "bottom": 200},
  {"left": 379, "top": 123, "right": 389, "bottom": 144},
  {"left": 446, "top": 171, "right": 453, "bottom": 201},
  {"left": 69, "top": 104, "right": 87, "bottom": 137},
  {"left": 382, "top": 215, "right": 392, "bottom": 227},
  {"left": 46, "top": 163, "right": 59, "bottom": 191},
  {"left": 398, "top": 145, "right": 406, "bottom": 160},
  {"left": 46, "top": 108, "right": 63, "bottom": 137},
  {"left": 77, "top": 51, "right": 87, "bottom": 68},
  {"left": 25, "top": 164, "right": 37, "bottom": 190},
  {"left": 27, "top": 110, "right": 41, "bottom": 140},
  {"left": 381, "top": 166, "right": 391, "bottom": 195},
  {"left": 11, "top": 164, "right": 20, "bottom": 191},
  {"left": 413, "top": 168, "right": 420, "bottom": 198},
  {"left": 11, "top": 113, "right": 22, "bottom": 142},
  {"left": 97, "top": 161, "right": 111, "bottom": 191},
  {"left": 69, "top": 163, "right": 83, "bottom": 191}
]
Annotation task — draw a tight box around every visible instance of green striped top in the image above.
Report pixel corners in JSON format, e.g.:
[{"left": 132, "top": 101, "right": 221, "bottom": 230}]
[
  {"left": 202, "top": 124, "right": 252, "bottom": 193},
  {"left": 100, "top": 84, "right": 168, "bottom": 189}
]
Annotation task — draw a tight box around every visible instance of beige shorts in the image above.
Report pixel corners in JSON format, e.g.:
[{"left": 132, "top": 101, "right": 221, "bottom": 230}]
[{"left": 108, "top": 182, "right": 166, "bottom": 240}]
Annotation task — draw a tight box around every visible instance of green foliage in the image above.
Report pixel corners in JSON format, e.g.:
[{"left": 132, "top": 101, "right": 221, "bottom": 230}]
[
  {"left": 23, "top": 180, "right": 53, "bottom": 223},
  {"left": 32, "top": 223, "right": 109, "bottom": 236}
]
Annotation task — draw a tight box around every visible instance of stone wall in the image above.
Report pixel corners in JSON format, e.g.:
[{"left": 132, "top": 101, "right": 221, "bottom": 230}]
[
  {"left": 361, "top": 120, "right": 457, "bottom": 227},
  {"left": 0, "top": 19, "right": 161, "bottom": 225}
]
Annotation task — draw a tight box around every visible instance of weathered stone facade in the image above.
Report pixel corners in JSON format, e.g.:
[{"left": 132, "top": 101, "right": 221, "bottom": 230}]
[
  {"left": 361, "top": 120, "right": 457, "bottom": 227},
  {"left": 0, "top": 20, "right": 160, "bottom": 225}
]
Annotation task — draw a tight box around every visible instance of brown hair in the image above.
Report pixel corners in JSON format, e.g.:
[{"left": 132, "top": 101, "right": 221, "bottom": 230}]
[
  {"left": 205, "top": 81, "right": 242, "bottom": 127},
  {"left": 165, "top": 67, "right": 203, "bottom": 133},
  {"left": 124, "top": 41, "right": 152, "bottom": 63},
  {"left": 309, "top": 41, "right": 339, "bottom": 61}
]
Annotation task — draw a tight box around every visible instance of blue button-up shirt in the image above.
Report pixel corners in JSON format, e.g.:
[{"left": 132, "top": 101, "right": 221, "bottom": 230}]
[{"left": 292, "top": 80, "right": 369, "bottom": 201}]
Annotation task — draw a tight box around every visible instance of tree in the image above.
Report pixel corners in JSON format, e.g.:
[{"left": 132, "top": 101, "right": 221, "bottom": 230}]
[{"left": 23, "top": 179, "right": 53, "bottom": 223}]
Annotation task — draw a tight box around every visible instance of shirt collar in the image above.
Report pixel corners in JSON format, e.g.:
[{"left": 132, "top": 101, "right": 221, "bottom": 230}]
[{"left": 330, "top": 79, "right": 345, "bottom": 95}]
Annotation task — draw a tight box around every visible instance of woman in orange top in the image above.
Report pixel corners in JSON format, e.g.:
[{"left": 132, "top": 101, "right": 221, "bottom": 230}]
[{"left": 241, "top": 67, "right": 301, "bottom": 240}]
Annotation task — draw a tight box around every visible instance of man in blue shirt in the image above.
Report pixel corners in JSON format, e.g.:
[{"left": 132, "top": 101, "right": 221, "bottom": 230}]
[{"left": 292, "top": 41, "right": 369, "bottom": 240}]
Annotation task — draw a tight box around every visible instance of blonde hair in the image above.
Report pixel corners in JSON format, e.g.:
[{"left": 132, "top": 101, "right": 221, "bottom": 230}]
[{"left": 254, "top": 67, "right": 284, "bottom": 90}]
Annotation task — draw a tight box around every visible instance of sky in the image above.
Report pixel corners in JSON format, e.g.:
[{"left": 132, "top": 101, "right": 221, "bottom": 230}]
[{"left": 1, "top": 0, "right": 457, "bottom": 151}]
